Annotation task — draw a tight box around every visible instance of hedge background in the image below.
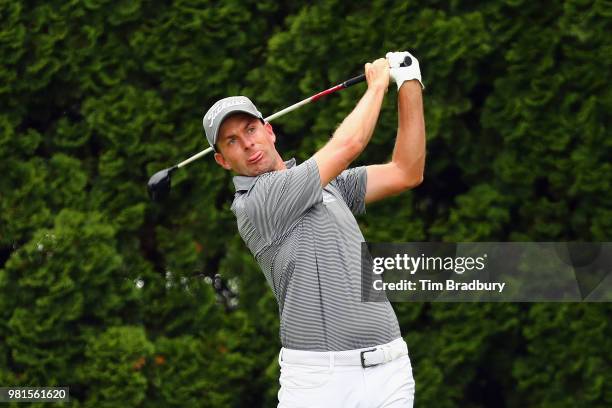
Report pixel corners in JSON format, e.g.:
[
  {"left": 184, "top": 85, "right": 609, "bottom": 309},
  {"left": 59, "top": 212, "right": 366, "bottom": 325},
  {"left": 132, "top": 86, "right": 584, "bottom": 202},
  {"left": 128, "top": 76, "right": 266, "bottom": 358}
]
[{"left": 1, "top": 0, "right": 611, "bottom": 406}]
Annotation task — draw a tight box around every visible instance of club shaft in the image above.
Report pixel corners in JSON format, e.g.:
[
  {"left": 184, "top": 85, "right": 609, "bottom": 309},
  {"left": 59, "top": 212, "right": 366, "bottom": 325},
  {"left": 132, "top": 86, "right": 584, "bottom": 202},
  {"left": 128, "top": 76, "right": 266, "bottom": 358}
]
[
  {"left": 264, "top": 74, "right": 365, "bottom": 121},
  {"left": 176, "top": 73, "right": 366, "bottom": 168},
  {"left": 263, "top": 97, "right": 313, "bottom": 122},
  {"left": 178, "top": 147, "right": 214, "bottom": 168}
]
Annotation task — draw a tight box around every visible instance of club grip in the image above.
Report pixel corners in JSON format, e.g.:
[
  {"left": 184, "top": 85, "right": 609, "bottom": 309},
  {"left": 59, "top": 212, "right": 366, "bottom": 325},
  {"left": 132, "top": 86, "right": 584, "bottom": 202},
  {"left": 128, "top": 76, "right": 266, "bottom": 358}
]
[{"left": 342, "top": 74, "right": 366, "bottom": 88}]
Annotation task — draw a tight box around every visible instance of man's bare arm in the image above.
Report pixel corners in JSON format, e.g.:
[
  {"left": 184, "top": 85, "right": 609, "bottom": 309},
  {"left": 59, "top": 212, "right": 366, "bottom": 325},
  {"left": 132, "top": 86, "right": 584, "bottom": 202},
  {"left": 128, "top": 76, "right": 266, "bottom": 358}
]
[
  {"left": 313, "top": 58, "right": 389, "bottom": 187},
  {"left": 365, "top": 79, "right": 426, "bottom": 204}
]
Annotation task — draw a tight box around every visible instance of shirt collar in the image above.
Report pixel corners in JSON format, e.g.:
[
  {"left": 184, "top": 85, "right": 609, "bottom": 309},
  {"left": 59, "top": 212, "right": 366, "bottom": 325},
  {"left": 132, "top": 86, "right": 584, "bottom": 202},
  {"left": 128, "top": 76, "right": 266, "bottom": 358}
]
[{"left": 232, "top": 157, "right": 296, "bottom": 192}]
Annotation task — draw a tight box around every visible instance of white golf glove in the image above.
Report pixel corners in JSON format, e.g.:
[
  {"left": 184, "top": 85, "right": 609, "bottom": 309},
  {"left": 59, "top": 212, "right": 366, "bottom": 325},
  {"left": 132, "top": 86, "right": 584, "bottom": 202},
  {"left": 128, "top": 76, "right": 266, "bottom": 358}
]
[{"left": 386, "top": 51, "right": 424, "bottom": 90}]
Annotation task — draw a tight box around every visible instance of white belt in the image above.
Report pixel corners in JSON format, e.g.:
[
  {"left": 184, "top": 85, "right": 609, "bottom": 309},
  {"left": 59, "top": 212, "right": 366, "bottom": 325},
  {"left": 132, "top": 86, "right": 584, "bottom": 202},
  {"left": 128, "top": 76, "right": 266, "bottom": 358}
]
[{"left": 279, "top": 337, "right": 408, "bottom": 369}]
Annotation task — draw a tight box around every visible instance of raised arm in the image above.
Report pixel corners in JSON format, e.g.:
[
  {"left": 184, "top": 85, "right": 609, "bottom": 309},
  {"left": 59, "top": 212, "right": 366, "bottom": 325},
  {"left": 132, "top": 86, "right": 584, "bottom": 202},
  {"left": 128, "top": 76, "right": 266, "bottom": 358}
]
[
  {"left": 365, "top": 51, "right": 426, "bottom": 204},
  {"left": 313, "top": 58, "right": 389, "bottom": 187}
]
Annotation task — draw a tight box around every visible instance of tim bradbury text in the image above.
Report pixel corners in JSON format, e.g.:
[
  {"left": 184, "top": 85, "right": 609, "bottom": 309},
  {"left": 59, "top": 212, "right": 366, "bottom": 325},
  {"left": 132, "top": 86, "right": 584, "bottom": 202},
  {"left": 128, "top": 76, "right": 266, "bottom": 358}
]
[{"left": 373, "top": 279, "right": 506, "bottom": 293}]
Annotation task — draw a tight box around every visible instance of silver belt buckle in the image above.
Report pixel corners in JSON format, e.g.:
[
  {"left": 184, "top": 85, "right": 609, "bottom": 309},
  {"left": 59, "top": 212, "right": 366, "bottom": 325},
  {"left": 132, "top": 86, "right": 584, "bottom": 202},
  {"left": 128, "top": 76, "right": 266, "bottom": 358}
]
[{"left": 360, "top": 348, "right": 380, "bottom": 368}]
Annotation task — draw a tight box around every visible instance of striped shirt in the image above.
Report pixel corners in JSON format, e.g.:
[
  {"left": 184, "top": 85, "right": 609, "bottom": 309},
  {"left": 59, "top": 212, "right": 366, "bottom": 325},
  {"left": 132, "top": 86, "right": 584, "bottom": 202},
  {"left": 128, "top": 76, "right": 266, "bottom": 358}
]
[{"left": 231, "top": 157, "right": 401, "bottom": 351}]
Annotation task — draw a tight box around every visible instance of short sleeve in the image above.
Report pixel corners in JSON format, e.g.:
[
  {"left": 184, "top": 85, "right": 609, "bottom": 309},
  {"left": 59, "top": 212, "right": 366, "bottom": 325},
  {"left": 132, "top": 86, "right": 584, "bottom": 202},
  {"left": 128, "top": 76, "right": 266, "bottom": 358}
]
[
  {"left": 246, "top": 158, "right": 322, "bottom": 242},
  {"left": 332, "top": 166, "right": 367, "bottom": 215}
]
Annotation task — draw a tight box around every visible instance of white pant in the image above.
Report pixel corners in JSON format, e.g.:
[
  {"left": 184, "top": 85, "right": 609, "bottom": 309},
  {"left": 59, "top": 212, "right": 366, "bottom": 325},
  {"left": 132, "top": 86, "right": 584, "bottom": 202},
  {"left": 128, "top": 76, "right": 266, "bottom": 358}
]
[{"left": 277, "top": 338, "right": 415, "bottom": 408}]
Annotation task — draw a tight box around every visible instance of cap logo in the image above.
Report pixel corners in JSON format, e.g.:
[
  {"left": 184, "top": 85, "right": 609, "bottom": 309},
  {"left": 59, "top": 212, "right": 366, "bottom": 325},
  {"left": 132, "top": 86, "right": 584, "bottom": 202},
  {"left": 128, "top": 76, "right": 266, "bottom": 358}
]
[{"left": 206, "top": 97, "right": 247, "bottom": 127}]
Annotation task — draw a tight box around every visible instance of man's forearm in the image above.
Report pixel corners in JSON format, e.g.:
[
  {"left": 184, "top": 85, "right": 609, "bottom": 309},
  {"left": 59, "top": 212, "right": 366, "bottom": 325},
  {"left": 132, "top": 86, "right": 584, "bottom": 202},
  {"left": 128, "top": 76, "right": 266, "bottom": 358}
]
[
  {"left": 392, "top": 81, "right": 426, "bottom": 181},
  {"left": 331, "top": 85, "right": 386, "bottom": 156},
  {"left": 313, "top": 58, "right": 389, "bottom": 187}
]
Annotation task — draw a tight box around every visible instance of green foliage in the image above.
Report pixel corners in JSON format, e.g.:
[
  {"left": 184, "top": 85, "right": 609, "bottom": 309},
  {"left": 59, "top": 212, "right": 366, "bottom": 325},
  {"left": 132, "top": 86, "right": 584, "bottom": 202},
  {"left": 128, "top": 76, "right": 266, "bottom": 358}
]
[
  {"left": 1, "top": 0, "right": 610, "bottom": 406},
  {"left": 0, "top": 210, "right": 134, "bottom": 384},
  {"left": 513, "top": 304, "right": 612, "bottom": 407},
  {"left": 77, "top": 326, "right": 154, "bottom": 407}
]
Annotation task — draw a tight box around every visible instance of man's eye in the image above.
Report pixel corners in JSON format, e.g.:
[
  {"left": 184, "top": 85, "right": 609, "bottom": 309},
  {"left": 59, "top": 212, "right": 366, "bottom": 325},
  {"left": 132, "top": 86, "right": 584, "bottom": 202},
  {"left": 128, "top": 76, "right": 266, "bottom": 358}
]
[
  {"left": 228, "top": 138, "right": 236, "bottom": 145},
  {"left": 247, "top": 127, "right": 255, "bottom": 133}
]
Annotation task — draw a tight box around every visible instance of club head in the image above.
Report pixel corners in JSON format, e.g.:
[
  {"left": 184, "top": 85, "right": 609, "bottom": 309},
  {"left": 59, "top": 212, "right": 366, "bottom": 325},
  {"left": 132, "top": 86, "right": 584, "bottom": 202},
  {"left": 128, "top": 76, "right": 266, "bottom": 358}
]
[{"left": 147, "top": 166, "right": 178, "bottom": 202}]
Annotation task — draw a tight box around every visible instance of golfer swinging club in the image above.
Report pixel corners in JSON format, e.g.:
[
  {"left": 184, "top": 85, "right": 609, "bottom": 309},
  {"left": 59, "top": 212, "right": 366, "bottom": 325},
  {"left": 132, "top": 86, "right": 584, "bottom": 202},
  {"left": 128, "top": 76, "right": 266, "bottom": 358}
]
[{"left": 203, "top": 51, "right": 425, "bottom": 407}]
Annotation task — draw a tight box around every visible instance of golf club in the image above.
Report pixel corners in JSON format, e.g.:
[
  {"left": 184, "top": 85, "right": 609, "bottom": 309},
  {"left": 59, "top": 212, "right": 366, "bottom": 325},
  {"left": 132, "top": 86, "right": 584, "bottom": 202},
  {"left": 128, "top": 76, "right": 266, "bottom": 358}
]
[{"left": 147, "top": 55, "right": 413, "bottom": 201}]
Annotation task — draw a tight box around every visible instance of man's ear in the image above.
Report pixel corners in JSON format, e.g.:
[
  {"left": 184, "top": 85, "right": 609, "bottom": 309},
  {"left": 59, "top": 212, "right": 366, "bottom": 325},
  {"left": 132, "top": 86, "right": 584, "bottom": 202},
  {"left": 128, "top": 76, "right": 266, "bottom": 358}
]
[
  {"left": 214, "top": 151, "right": 232, "bottom": 170},
  {"left": 264, "top": 121, "right": 276, "bottom": 144}
]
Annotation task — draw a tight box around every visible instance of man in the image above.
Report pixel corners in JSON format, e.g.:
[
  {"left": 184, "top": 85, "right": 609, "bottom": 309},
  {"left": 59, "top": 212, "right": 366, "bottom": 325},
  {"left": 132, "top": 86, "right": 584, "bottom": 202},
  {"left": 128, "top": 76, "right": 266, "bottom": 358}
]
[{"left": 203, "top": 51, "right": 425, "bottom": 407}]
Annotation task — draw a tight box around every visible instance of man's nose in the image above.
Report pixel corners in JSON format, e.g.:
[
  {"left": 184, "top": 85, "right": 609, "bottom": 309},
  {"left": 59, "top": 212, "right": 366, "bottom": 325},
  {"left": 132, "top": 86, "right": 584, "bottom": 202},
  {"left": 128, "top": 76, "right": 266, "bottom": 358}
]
[{"left": 243, "top": 133, "right": 256, "bottom": 149}]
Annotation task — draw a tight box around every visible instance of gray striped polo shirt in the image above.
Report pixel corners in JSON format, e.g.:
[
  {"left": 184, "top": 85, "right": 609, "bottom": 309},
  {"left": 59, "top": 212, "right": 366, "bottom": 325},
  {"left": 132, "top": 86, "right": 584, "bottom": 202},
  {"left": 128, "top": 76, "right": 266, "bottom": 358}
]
[{"left": 231, "top": 157, "right": 401, "bottom": 351}]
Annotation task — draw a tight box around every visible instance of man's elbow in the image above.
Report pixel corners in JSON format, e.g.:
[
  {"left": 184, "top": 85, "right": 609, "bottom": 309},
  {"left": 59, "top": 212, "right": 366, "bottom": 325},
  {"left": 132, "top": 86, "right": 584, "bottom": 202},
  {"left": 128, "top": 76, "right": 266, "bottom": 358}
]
[
  {"left": 393, "top": 161, "right": 424, "bottom": 191},
  {"left": 400, "top": 173, "right": 423, "bottom": 191},
  {"left": 410, "top": 174, "right": 424, "bottom": 188}
]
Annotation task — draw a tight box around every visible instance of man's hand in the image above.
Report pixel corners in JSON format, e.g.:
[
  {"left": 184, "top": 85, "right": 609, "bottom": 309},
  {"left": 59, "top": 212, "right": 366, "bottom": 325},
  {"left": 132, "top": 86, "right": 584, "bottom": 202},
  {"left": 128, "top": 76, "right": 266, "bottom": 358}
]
[
  {"left": 386, "top": 51, "right": 424, "bottom": 91},
  {"left": 365, "top": 58, "right": 390, "bottom": 92}
]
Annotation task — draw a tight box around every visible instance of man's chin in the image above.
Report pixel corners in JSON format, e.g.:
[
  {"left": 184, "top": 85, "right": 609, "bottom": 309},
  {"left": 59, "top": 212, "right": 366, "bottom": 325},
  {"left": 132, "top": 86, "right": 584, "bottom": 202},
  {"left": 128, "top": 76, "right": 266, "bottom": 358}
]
[{"left": 241, "top": 163, "right": 273, "bottom": 177}]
